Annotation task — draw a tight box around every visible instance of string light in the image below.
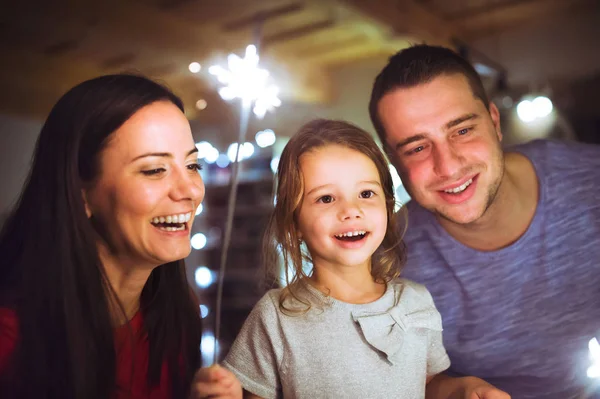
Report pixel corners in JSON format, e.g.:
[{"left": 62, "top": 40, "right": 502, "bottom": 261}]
[{"left": 588, "top": 337, "right": 600, "bottom": 378}]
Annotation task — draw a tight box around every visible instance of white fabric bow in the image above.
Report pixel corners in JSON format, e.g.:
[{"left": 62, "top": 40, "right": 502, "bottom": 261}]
[{"left": 351, "top": 286, "right": 442, "bottom": 364}]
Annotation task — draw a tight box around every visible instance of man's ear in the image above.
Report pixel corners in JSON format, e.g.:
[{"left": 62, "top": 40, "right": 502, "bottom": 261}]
[
  {"left": 81, "top": 189, "right": 93, "bottom": 218},
  {"left": 489, "top": 102, "right": 503, "bottom": 142}
]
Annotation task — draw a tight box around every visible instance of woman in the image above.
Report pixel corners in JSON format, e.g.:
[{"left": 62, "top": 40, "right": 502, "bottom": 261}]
[{"left": 0, "top": 74, "right": 207, "bottom": 398}]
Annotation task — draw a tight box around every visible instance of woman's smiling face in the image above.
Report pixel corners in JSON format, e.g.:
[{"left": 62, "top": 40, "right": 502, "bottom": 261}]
[{"left": 83, "top": 100, "right": 205, "bottom": 269}]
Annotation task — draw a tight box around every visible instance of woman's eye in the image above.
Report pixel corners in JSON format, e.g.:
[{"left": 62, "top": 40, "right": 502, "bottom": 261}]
[
  {"left": 188, "top": 162, "right": 203, "bottom": 172},
  {"left": 318, "top": 195, "right": 333, "bottom": 204},
  {"left": 141, "top": 168, "right": 166, "bottom": 176},
  {"left": 360, "top": 190, "right": 375, "bottom": 199}
]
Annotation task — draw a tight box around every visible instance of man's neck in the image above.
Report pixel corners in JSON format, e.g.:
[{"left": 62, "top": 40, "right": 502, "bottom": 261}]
[{"left": 437, "top": 152, "right": 539, "bottom": 251}]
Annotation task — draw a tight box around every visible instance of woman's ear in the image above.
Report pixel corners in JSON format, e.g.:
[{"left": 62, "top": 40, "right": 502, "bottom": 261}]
[{"left": 81, "top": 189, "right": 93, "bottom": 218}]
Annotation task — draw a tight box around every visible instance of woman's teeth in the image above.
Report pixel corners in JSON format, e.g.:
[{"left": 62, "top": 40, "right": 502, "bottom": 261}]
[
  {"left": 150, "top": 212, "right": 192, "bottom": 231},
  {"left": 150, "top": 212, "right": 192, "bottom": 224},
  {"left": 444, "top": 178, "right": 473, "bottom": 194},
  {"left": 156, "top": 224, "right": 186, "bottom": 232}
]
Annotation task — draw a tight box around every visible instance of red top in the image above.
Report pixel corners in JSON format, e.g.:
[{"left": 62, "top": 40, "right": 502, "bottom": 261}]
[{"left": 0, "top": 307, "right": 172, "bottom": 398}]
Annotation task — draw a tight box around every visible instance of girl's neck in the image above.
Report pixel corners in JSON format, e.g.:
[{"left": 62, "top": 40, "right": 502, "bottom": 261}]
[{"left": 309, "top": 265, "right": 386, "bottom": 304}]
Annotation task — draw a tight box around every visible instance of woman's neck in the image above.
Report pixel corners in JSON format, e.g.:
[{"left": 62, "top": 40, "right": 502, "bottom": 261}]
[
  {"left": 97, "top": 243, "right": 152, "bottom": 326},
  {"left": 309, "top": 263, "right": 386, "bottom": 304}
]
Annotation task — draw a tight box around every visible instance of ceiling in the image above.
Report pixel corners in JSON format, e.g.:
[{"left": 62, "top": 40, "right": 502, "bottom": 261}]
[{"left": 0, "top": 0, "right": 598, "bottom": 136}]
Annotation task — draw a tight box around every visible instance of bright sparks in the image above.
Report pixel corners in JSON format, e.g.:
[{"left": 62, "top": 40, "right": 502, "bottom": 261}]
[{"left": 208, "top": 45, "right": 281, "bottom": 119}]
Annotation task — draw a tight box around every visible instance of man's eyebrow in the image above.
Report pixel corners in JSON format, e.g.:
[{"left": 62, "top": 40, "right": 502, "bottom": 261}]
[
  {"left": 130, "top": 147, "right": 198, "bottom": 163},
  {"left": 395, "top": 134, "right": 428, "bottom": 150},
  {"left": 393, "top": 114, "right": 480, "bottom": 151},
  {"left": 445, "top": 113, "right": 479, "bottom": 130}
]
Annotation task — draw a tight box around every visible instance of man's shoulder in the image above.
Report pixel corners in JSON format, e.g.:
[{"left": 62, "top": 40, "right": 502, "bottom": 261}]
[{"left": 510, "top": 139, "right": 600, "bottom": 173}]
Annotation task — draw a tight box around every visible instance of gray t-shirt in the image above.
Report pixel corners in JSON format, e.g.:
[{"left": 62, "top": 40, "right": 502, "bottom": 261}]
[
  {"left": 223, "top": 280, "right": 450, "bottom": 398},
  {"left": 401, "top": 139, "right": 600, "bottom": 398}
]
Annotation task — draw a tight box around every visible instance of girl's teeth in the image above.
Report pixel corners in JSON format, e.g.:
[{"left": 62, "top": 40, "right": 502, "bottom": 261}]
[{"left": 335, "top": 230, "right": 366, "bottom": 238}]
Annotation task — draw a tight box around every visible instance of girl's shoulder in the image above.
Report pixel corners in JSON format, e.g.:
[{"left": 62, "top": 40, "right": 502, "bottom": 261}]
[
  {"left": 0, "top": 307, "right": 18, "bottom": 374},
  {"left": 250, "top": 283, "right": 323, "bottom": 321},
  {"left": 392, "top": 278, "right": 437, "bottom": 308}
]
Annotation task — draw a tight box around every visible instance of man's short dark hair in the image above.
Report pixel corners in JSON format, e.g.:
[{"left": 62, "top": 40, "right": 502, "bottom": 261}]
[{"left": 369, "top": 44, "right": 489, "bottom": 152}]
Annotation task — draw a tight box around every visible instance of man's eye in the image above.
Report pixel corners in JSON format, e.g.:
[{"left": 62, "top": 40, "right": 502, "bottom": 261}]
[
  {"left": 318, "top": 195, "right": 333, "bottom": 204},
  {"left": 360, "top": 190, "right": 374, "bottom": 198},
  {"left": 458, "top": 128, "right": 469, "bottom": 135},
  {"left": 406, "top": 146, "right": 424, "bottom": 155}
]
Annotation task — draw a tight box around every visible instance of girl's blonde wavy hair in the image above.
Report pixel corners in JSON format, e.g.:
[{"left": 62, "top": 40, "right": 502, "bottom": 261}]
[{"left": 263, "top": 119, "right": 407, "bottom": 314}]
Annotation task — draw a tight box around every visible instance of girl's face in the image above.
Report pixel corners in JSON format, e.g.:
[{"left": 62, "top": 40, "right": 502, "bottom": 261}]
[
  {"left": 83, "top": 101, "right": 205, "bottom": 270},
  {"left": 295, "top": 144, "right": 388, "bottom": 273}
]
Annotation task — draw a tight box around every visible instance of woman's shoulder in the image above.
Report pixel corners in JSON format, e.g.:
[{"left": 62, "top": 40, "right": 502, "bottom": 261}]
[{"left": 0, "top": 307, "right": 19, "bottom": 374}]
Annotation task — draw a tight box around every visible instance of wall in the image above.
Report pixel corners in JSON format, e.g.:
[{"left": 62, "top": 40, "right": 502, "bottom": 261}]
[{"left": 0, "top": 114, "right": 42, "bottom": 221}]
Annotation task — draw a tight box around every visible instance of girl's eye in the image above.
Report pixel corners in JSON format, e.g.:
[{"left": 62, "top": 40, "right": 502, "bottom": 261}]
[
  {"left": 141, "top": 168, "right": 166, "bottom": 176},
  {"left": 360, "top": 190, "right": 375, "bottom": 199},
  {"left": 318, "top": 195, "right": 333, "bottom": 204},
  {"left": 187, "top": 162, "right": 203, "bottom": 172}
]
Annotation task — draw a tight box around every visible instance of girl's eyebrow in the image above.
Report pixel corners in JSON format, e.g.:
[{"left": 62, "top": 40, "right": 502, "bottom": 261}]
[
  {"left": 306, "top": 180, "right": 381, "bottom": 197},
  {"left": 305, "top": 184, "right": 332, "bottom": 197},
  {"left": 361, "top": 180, "right": 382, "bottom": 186}
]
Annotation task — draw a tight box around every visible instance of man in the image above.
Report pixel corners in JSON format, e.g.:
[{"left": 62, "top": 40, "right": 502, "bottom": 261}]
[{"left": 369, "top": 44, "right": 600, "bottom": 398}]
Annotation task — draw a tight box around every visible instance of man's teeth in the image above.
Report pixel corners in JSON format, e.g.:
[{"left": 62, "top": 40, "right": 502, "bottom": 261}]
[
  {"left": 150, "top": 212, "right": 192, "bottom": 225},
  {"left": 444, "top": 178, "right": 473, "bottom": 194},
  {"left": 335, "top": 230, "right": 366, "bottom": 238}
]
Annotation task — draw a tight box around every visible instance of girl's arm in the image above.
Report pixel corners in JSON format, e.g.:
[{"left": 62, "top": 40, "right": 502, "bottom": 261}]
[
  {"left": 189, "top": 365, "right": 242, "bottom": 399},
  {"left": 425, "top": 374, "right": 511, "bottom": 399},
  {"left": 243, "top": 390, "right": 263, "bottom": 399}
]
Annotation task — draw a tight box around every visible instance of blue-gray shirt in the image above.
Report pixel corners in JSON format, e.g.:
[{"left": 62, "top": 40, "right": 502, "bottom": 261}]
[{"left": 401, "top": 139, "right": 600, "bottom": 398}]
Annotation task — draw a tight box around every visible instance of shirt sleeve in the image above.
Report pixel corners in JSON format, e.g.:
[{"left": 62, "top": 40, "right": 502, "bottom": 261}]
[
  {"left": 427, "top": 328, "right": 451, "bottom": 376},
  {"left": 0, "top": 308, "right": 18, "bottom": 375},
  {"left": 402, "top": 280, "right": 451, "bottom": 376},
  {"left": 222, "top": 291, "right": 284, "bottom": 399},
  {"left": 422, "top": 288, "right": 451, "bottom": 376}
]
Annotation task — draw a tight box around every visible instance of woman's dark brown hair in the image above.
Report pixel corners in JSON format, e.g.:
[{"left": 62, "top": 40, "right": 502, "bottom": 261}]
[{"left": 0, "top": 74, "right": 201, "bottom": 399}]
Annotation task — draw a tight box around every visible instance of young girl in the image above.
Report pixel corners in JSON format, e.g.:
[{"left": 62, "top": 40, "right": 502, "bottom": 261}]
[
  {"left": 191, "top": 119, "right": 509, "bottom": 399},
  {"left": 220, "top": 119, "right": 448, "bottom": 398}
]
